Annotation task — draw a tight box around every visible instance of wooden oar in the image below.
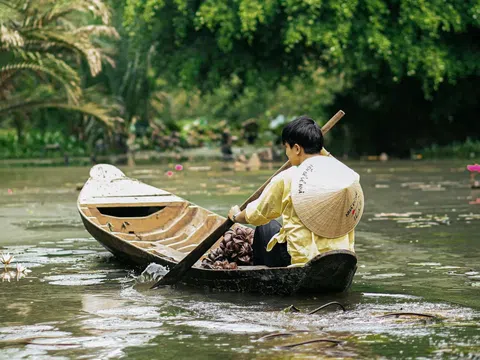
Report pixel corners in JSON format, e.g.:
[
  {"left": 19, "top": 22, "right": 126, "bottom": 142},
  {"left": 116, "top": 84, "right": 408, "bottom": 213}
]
[{"left": 151, "top": 110, "right": 345, "bottom": 288}]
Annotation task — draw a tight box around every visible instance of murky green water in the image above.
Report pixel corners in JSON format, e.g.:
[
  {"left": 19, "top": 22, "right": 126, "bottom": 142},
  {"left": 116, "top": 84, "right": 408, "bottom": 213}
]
[{"left": 1, "top": 160, "right": 479, "bottom": 359}]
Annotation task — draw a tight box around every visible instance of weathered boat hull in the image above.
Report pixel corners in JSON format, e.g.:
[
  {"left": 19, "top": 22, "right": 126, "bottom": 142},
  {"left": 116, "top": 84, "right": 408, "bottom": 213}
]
[{"left": 78, "top": 164, "right": 357, "bottom": 295}]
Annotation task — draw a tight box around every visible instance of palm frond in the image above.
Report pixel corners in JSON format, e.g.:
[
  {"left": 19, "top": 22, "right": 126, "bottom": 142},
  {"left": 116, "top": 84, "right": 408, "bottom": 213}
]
[
  {"left": 0, "top": 25, "right": 25, "bottom": 47},
  {"left": 0, "top": 99, "right": 122, "bottom": 126},
  {"left": 1, "top": 39, "right": 57, "bottom": 51},
  {"left": 0, "top": 60, "right": 81, "bottom": 102},
  {"left": 27, "top": 28, "right": 118, "bottom": 76},
  {"left": 73, "top": 25, "right": 119, "bottom": 39},
  {"left": 0, "top": 2, "right": 21, "bottom": 24},
  {"left": 41, "top": 0, "right": 111, "bottom": 25},
  {"left": 0, "top": 0, "right": 121, "bottom": 132},
  {"left": 8, "top": 50, "right": 81, "bottom": 92}
]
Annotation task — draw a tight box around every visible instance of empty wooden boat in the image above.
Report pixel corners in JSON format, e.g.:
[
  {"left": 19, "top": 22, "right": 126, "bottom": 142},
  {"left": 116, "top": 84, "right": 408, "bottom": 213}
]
[{"left": 77, "top": 164, "right": 358, "bottom": 295}]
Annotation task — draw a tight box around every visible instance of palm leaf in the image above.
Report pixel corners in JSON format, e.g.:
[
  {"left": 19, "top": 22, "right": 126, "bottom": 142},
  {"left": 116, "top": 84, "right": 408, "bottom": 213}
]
[
  {"left": 0, "top": 0, "right": 122, "bottom": 133},
  {"left": 27, "top": 29, "right": 110, "bottom": 76},
  {"left": 73, "top": 25, "right": 119, "bottom": 39},
  {"left": 0, "top": 62, "right": 80, "bottom": 102},
  {"left": 0, "top": 2, "right": 21, "bottom": 24},
  {"left": 40, "top": 0, "right": 112, "bottom": 25},
  {"left": 0, "top": 24, "right": 25, "bottom": 47},
  {"left": 0, "top": 99, "right": 121, "bottom": 126},
  {"left": 1, "top": 51, "right": 82, "bottom": 102}
]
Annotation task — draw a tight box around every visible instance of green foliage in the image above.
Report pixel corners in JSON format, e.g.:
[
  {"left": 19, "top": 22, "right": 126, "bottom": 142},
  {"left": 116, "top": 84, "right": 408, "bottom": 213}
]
[
  {"left": 1, "top": 0, "right": 478, "bottom": 160},
  {"left": 118, "top": 0, "right": 480, "bottom": 159},
  {"left": 123, "top": 0, "right": 480, "bottom": 95},
  {"left": 0, "top": 130, "right": 87, "bottom": 159},
  {"left": 0, "top": 0, "right": 121, "bottom": 130},
  {"left": 416, "top": 139, "right": 480, "bottom": 159},
  {"left": 146, "top": 67, "right": 343, "bottom": 134}
]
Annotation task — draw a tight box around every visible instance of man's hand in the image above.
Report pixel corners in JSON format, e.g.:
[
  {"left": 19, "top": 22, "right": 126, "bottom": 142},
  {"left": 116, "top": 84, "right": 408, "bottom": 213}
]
[{"left": 228, "top": 205, "right": 241, "bottom": 222}]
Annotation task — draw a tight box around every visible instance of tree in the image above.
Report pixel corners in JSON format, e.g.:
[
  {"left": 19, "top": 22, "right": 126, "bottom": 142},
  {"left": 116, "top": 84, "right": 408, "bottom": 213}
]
[
  {"left": 124, "top": 0, "right": 480, "bottom": 95},
  {"left": 123, "top": 0, "right": 480, "bottom": 155},
  {"left": 0, "top": 0, "right": 121, "bottom": 140}
]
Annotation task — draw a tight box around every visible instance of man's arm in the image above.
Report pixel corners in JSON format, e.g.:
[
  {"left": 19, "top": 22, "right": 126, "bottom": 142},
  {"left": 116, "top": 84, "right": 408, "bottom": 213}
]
[{"left": 228, "top": 171, "right": 284, "bottom": 226}]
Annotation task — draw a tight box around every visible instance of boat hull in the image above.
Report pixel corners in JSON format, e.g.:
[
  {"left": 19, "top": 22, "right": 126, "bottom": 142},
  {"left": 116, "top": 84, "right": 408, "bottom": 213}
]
[{"left": 81, "top": 213, "right": 356, "bottom": 295}]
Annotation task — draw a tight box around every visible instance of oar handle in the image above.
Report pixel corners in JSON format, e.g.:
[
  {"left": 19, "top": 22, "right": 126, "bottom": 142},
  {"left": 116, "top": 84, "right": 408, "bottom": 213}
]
[
  {"left": 151, "top": 110, "right": 345, "bottom": 288},
  {"left": 238, "top": 110, "right": 345, "bottom": 211}
]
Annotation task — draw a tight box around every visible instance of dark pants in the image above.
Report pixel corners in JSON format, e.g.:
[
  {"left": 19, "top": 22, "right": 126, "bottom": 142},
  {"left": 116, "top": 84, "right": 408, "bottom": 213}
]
[{"left": 252, "top": 220, "right": 291, "bottom": 267}]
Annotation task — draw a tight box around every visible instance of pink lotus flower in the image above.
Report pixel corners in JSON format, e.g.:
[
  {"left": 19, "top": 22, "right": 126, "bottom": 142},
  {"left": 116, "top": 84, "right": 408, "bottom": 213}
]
[
  {"left": 7, "top": 189, "right": 13, "bottom": 194},
  {"left": 467, "top": 164, "right": 480, "bottom": 172},
  {"left": 166, "top": 171, "right": 174, "bottom": 177},
  {"left": 175, "top": 164, "right": 183, "bottom": 171}
]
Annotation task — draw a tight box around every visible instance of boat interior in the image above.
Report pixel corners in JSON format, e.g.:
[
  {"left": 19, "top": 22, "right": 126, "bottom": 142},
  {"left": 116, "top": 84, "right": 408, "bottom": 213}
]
[{"left": 79, "top": 200, "right": 229, "bottom": 263}]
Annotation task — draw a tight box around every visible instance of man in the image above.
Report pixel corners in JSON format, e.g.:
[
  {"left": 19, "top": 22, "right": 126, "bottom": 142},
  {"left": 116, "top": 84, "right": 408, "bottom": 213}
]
[{"left": 228, "top": 116, "right": 364, "bottom": 267}]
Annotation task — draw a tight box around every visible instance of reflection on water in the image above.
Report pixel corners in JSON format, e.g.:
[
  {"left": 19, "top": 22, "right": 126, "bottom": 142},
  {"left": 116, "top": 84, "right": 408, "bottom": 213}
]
[{"left": 0, "top": 160, "right": 479, "bottom": 358}]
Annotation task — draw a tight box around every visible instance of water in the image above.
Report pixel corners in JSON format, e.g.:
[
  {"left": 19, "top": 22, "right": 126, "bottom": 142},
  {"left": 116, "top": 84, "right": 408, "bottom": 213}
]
[{"left": 0, "top": 160, "right": 479, "bottom": 359}]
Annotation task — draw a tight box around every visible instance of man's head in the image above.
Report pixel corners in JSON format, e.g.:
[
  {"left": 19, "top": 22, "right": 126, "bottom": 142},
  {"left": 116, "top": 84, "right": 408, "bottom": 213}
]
[{"left": 282, "top": 115, "right": 324, "bottom": 166}]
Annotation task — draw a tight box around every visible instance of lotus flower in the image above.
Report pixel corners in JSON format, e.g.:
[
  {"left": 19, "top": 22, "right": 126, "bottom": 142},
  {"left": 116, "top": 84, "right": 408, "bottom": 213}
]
[
  {"left": 1, "top": 271, "right": 15, "bottom": 282},
  {"left": 1, "top": 252, "right": 14, "bottom": 270},
  {"left": 16, "top": 263, "right": 31, "bottom": 274},
  {"left": 16, "top": 272, "right": 25, "bottom": 281},
  {"left": 175, "top": 164, "right": 183, "bottom": 171},
  {"left": 166, "top": 171, "right": 174, "bottom": 177},
  {"left": 467, "top": 164, "right": 480, "bottom": 172}
]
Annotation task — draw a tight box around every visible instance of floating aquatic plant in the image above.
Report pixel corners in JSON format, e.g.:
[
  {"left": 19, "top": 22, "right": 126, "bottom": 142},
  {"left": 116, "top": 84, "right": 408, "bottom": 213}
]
[
  {"left": 371, "top": 213, "right": 450, "bottom": 228},
  {"left": 458, "top": 213, "right": 480, "bottom": 221}
]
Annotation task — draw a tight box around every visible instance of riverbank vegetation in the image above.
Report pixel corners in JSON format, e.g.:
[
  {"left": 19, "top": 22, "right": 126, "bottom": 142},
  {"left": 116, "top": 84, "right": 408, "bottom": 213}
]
[
  {"left": 1, "top": 0, "right": 478, "bottom": 160},
  {"left": 415, "top": 139, "right": 480, "bottom": 160}
]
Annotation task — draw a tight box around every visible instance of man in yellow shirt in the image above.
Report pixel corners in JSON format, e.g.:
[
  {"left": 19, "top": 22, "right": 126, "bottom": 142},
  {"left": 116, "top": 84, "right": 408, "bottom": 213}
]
[{"left": 228, "top": 116, "right": 364, "bottom": 267}]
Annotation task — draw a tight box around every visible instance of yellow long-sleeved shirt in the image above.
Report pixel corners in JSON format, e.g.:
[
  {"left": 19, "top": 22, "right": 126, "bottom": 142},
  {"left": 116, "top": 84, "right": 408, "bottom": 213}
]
[{"left": 245, "top": 164, "right": 355, "bottom": 266}]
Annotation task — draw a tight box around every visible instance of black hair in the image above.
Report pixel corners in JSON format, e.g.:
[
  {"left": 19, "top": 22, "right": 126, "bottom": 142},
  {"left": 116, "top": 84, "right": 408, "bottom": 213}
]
[{"left": 281, "top": 115, "right": 323, "bottom": 154}]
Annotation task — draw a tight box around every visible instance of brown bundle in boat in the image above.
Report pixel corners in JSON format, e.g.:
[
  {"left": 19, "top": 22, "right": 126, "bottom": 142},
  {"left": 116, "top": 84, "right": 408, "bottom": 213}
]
[{"left": 202, "top": 226, "right": 254, "bottom": 269}]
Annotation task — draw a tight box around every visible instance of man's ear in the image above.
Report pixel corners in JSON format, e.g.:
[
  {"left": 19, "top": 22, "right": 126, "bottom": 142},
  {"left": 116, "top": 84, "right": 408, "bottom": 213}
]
[{"left": 294, "top": 144, "right": 302, "bottom": 154}]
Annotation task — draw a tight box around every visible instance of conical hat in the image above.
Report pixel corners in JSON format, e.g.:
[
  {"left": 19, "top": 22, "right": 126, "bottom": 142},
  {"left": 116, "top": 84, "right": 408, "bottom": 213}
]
[{"left": 291, "top": 156, "right": 364, "bottom": 238}]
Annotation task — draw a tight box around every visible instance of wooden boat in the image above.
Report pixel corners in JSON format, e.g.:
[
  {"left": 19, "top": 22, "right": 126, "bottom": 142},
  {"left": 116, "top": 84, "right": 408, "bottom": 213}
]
[{"left": 77, "top": 164, "right": 358, "bottom": 295}]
